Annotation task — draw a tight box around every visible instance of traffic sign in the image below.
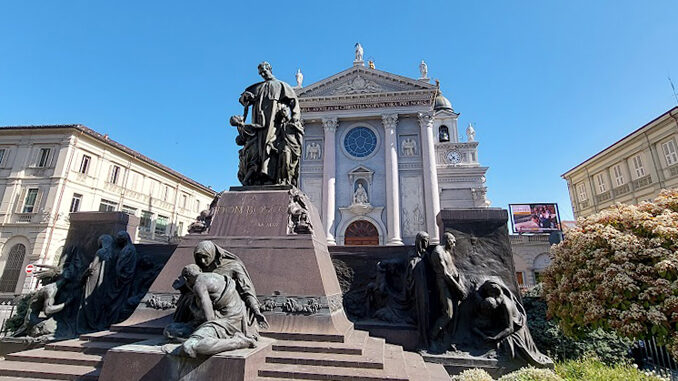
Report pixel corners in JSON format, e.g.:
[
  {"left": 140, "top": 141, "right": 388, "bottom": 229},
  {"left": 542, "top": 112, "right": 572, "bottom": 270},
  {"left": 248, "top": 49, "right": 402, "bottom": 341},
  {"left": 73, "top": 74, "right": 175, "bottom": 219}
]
[{"left": 25, "top": 264, "right": 35, "bottom": 274}]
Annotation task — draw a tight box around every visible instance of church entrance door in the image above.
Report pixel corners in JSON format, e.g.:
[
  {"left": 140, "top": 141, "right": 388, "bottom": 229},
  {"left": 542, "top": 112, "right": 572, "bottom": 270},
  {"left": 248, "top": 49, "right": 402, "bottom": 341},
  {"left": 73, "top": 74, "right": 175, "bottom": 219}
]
[{"left": 344, "top": 220, "right": 379, "bottom": 245}]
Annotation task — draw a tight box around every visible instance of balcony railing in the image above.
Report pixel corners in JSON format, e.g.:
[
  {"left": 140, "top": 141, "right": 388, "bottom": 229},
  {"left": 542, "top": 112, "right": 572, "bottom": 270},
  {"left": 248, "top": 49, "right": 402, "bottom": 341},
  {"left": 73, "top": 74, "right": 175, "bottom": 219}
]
[
  {"left": 612, "top": 183, "right": 631, "bottom": 197},
  {"left": 595, "top": 191, "right": 612, "bottom": 203},
  {"left": 632, "top": 174, "right": 652, "bottom": 189}
]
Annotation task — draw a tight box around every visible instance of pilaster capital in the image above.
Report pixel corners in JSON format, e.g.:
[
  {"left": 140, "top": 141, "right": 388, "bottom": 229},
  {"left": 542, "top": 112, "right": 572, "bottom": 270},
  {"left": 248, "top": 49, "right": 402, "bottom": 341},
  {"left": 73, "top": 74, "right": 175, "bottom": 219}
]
[
  {"left": 381, "top": 114, "right": 398, "bottom": 130},
  {"left": 322, "top": 117, "right": 338, "bottom": 132},
  {"left": 417, "top": 112, "right": 434, "bottom": 128}
]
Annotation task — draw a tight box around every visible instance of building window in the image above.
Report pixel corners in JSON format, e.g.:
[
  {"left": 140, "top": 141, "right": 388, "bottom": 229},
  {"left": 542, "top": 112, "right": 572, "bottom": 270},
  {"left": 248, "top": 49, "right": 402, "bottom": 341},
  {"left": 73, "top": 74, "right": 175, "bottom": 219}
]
[
  {"left": 195, "top": 199, "right": 200, "bottom": 213},
  {"left": 344, "top": 127, "right": 377, "bottom": 158},
  {"left": 181, "top": 194, "right": 188, "bottom": 209},
  {"left": 612, "top": 164, "right": 624, "bottom": 187},
  {"left": 155, "top": 215, "right": 168, "bottom": 236},
  {"left": 662, "top": 140, "right": 678, "bottom": 166},
  {"left": 37, "top": 148, "right": 51, "bottom": 167},
  {"left": 79, "top": 155, "right": 91, "bottom": 174},
  {"left": 515, "top": 272, "right": 524, "bottom": 286},
  {"left": 22, "top": 188, "right": 40, "bottom": 213},
  {"left": 128, "top": 172, "right": 139, "bottom": 191},
  {"left": 632, "top": 154, "right": 645, "bottom": 177},
  {"left": 0, "top": 148, "right": 6, "bottom": 166},
  {"left": 0, "top": 243, "right": 26, "bottom": 293},
  {"left": 595, "top": 173, "right": 606, "bottom": 193},
  {"left": 438, "top": 125, "right": 450, "bottom": 142},
  {"left": 177, "top": 222, "right": 184, "bottom": 236},
  {"left": 140, "top": 211, "right": 153, "bottom": 233},
  {"left": 122, "top": 205, "right": 137, "bottom": 216},
  {"left": 69, "top": 194, "right": 82, "bottom": 213},
  {"left": 162, "top": 185, "right": 170, "bottom": 201},
  {"left": 109, "top": 165, "right": 121, "bottom": 184},
  {"left": 99, "top": 199, "right": 118, "bottom": 212},
  {"left": 577, "top": 183, "right": 587, "bottom": 201}
]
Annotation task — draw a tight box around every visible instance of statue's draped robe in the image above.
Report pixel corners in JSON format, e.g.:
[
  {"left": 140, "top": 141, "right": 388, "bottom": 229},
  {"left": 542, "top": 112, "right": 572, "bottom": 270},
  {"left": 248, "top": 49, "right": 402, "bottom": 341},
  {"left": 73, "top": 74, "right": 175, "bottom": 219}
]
[
  {"left": 407, "top": 251, "right": 431, "bottom": 349},
  {"left": 209, "top": 244, "right": 260, "bottom": 339},
  {"left": 498, "top": 285, "right": 552, "bottom": 367},
  {"left": 106, "top": 235, "right": 137, "bottom": 324},
  {"left": 244, "top": 78, "right": 300, "bottom": 181},
  {"left": 80, "top": 240, "right": 114, "bottom": 331},
  {"left": 188, "top": 276, "right": 250, "bottom": 342},
  {"left": 277, "top": 121, "right": 304, "bottom": 186}
]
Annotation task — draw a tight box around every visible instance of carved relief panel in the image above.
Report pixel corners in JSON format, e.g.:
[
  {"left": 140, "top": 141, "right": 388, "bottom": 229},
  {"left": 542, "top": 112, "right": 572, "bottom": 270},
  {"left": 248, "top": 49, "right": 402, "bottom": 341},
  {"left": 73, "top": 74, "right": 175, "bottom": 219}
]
[{"left": 400, "top": 175, "right": 426, "bottom": 237}]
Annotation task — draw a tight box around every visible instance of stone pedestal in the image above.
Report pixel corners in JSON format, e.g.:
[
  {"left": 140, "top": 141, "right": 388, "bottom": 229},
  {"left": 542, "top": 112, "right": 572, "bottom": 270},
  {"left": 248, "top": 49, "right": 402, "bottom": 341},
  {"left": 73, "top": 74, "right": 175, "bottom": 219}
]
[
  {"left": 100, "top": 337, "right": 273, "bottom": 381},
  {"left": 114, "top": 187, "right": 352, "bottom": 337}
]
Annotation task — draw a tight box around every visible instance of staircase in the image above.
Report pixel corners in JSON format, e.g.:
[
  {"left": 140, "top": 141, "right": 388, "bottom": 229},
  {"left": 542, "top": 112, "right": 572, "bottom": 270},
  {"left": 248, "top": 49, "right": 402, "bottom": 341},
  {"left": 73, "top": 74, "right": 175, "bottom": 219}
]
[
  {"left": 0, "top": 327, "right": 449, "bottom": 380},
  {"left": 256, "top": 329, "right": 449, "bottom": 381},
  {"left": 0, "top": 329, "right": 157, "bottom": 380}
]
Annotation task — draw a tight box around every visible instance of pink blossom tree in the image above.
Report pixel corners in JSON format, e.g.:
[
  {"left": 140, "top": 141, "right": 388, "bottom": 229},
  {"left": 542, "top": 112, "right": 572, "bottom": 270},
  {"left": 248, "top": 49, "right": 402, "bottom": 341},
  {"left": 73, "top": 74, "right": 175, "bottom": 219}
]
[{"left": 544, "top": 189, "right": 678, "bottom": 357}]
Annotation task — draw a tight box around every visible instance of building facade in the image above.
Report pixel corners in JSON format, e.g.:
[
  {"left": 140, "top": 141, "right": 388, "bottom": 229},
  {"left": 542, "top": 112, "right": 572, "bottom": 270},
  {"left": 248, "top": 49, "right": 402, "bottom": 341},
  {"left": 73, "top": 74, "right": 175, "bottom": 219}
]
[
  {"left": 510, "top": 234, "right": 552, "bottom": 289},
  {"left": 562, "top": 107, "right": 678, "bottom": 219},
  {"left": 0, "top": 125, "right": 215, "bottom": 295},
  {"left": 297, "top": 51, "right": 489, "bottom": 246}
]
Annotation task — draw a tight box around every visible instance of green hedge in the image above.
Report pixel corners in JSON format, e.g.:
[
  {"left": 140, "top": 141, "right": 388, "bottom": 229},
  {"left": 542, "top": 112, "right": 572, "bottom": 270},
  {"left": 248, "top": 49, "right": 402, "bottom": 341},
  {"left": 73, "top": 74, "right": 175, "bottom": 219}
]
[{"left": 523, "top": 289, "right": 632, "bottom": 364}]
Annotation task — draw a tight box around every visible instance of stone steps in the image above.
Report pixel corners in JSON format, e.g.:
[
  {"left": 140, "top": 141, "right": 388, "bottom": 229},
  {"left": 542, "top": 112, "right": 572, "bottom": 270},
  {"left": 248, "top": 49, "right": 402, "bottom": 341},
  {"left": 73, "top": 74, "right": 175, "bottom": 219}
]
[
  {"left": 265, "top": 343, "right": 383, "bottom": 369},
  {"left": 5, "top": 348, "right": 103, "bottom": 367},
  {"left": 46, "top": 339, "right": 120, "bottom": 356},
  {"left": 257, "top": 362, "right": 411, "bottom": 381},
  {"left": 79, "top": 330, "right": 158, "bottom": 344},
  {"left": 262, "top": 331, "right": 346, "bottom": 343},
  {"left": 0, "top": 360, "right": 100, "bottom": 380},
  {"left": 0, "top": 329, "right": 162, "bottom": 380}
]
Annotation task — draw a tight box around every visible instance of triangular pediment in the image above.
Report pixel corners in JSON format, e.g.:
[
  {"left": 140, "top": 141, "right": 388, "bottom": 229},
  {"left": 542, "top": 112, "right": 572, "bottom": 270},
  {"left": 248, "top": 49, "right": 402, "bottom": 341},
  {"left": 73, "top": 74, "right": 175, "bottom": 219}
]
[{"left": 297, "top": 66, "right": 436, "bottom": 98}]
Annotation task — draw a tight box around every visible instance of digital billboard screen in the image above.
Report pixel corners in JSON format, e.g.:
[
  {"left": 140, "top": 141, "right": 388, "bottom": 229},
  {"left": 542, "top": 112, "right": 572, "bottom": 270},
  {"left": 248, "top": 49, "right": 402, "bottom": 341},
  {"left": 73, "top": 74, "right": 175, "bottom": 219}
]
[{"left": 509, "top": 203, "right": 561, "bottom": 234}]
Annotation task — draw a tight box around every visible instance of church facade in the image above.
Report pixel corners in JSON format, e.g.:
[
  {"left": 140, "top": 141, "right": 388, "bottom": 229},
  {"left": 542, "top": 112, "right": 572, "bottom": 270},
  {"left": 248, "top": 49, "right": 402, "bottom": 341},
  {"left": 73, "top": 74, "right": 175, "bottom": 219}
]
[{"left": 297, "top": 53, "right": 488, "bottom": 246}]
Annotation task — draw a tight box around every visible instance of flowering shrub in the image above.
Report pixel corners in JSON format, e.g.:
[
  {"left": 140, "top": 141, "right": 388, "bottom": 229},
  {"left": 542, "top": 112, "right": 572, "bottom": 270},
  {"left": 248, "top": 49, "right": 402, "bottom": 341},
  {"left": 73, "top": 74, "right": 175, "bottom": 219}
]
[
  {"left": 498, "top": 367, "right": 563, "bottom": 381},
  {"left": 451, "top": 368, "right": 493, "bottom": 381},
  {"left": 543, "top": 190, "right": 678, "bottom": 357}
]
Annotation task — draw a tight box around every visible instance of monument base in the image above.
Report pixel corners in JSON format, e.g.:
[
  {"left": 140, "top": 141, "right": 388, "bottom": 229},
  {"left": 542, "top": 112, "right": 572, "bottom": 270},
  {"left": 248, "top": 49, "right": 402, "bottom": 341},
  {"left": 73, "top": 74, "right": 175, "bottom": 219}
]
[
  {"left": 422, "top": 352, "right": 508, "bottom": 378},
  {"left": 99, "top": 337, "right": 273, "bottom": 381}
]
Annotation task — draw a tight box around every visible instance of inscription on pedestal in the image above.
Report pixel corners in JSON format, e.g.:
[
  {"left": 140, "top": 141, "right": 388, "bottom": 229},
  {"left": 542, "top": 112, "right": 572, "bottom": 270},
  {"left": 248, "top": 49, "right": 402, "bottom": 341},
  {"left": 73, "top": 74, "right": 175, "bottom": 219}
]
[{"left": 209, "top": 192, "right": 290, "bottom": 236}]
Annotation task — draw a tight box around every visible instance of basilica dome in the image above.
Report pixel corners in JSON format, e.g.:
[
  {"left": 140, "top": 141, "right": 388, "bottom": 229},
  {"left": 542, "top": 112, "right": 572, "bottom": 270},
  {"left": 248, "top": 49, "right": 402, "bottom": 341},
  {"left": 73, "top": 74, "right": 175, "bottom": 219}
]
[{"left": 434, "top": 92, "right": 454, "bottom": 112}]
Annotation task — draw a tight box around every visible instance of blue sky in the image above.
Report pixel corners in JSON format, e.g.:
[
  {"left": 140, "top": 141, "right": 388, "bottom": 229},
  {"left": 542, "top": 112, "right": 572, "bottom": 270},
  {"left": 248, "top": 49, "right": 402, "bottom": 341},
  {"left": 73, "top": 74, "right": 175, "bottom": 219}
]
[{"left": 2, "top": 1, "right": 677, "bottom": 220}]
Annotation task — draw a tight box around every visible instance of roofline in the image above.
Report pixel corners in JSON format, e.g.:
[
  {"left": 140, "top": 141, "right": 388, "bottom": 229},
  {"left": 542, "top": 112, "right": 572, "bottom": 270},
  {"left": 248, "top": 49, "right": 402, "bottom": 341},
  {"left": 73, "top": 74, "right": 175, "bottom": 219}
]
[
  {"left": 0, "top": 124, "right": 216, "bottom": 195},
  {"left": 561, "top": 106, "right": 678, "bottom": 178},
  {"left": 297, "top": 64, "right": 437, "bottom": 96}
]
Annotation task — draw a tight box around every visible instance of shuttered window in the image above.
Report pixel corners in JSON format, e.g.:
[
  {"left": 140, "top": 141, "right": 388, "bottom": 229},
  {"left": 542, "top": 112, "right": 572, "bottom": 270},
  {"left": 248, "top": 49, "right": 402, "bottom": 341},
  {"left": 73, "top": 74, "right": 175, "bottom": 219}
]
[{"left": 0, "top": 244, "right": 26, "bottom": 293}]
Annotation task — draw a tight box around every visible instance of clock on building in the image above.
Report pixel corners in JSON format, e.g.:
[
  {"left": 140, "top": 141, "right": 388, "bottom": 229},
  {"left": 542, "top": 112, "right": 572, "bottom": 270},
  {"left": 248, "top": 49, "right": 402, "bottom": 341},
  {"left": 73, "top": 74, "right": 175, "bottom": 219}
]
[{"left": 446, "top": 150, "right": 461, "bottom": 164}]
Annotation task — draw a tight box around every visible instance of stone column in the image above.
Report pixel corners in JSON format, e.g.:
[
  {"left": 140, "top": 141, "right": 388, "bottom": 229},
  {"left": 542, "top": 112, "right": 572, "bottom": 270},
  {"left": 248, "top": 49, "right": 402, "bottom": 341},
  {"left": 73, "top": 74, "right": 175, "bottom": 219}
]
[
  {"left": 322, "top": 118, "right": 338, "bottom": 245},
  {"left": 382, "top": 114, "right": 403, "bottom": 245},
  {"left": 418, "top": 112, "right": 441, "bottom": 244}
]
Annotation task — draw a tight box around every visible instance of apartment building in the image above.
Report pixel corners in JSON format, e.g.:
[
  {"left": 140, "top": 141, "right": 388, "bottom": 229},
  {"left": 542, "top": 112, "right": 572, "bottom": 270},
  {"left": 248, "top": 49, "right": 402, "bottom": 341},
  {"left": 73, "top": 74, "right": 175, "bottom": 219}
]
[
  {"left": 0, "top": 125, "right": 215, "bottom": 295},
  {"left": 562, "top": 107, "right": 678, "bottom": 219}
]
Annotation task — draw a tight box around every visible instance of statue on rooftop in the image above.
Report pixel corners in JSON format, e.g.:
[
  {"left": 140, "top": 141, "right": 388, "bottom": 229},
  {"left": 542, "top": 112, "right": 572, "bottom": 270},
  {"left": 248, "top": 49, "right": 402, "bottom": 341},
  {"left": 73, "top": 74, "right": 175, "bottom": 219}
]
[
  {"left": 295, "top": 68, "right": 303, "bottom": 88},
  {"left": 230, "top": 62, "right": 303, "bottom": 186},
  {"left": 419, "top": 60, "right": 428, "bottom": 79},
  {"left": 355, "top": 43, "right": 363, "bottom": 62}
]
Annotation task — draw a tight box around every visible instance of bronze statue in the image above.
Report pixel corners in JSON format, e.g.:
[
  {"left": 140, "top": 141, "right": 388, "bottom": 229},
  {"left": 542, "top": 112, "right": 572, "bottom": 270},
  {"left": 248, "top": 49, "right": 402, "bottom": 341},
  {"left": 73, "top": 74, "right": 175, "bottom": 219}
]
[
  {"left": 192, "top": 241, "right": 268, "bottom": 330},
  {"left": 429, "top": 232, "right": 466, "bottom": 346},
  {"left": 407, "top": 231, "right": 432, "bottom": 349},
  {"left": 230, "top": 62, "right": 303, "bottom": 186},
  {"left": 11, "top": 265, "right": 72, "bottom": 340},
  {"left": 472, "top": 280, "right": 552, "bottom": 368},
  {"left": 173, "top": 265, "right": 257, "bottom": 357}
]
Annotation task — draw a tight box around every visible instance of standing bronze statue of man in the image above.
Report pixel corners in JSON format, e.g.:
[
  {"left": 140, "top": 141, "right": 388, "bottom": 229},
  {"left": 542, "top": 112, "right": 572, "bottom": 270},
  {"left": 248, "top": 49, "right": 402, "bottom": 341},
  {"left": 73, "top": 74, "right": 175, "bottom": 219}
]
[{"left": 230, "top": 62, "right": 303, "bottom": 186}]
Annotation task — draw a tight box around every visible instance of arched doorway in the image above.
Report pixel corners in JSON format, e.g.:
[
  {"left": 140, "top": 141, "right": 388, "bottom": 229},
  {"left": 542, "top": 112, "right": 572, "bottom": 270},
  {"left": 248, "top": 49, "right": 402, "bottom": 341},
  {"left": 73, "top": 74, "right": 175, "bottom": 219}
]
[
  {"left": 344, "top": 220, "right": 379, "bottom": 245},
  {"left": 0, "top": 243, "right": 26, "bottom": 293}
]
